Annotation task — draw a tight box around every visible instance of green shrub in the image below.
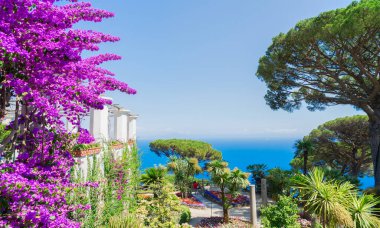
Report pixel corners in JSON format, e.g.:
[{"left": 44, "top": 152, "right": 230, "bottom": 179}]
[
  {"left": 266, "top": 168, "right": 293, "bottom": 199},
  {"left": 261, "top": 195, "right": 300, "bottom": 228},
  {"left": 71, "top": 142, "right": 101, "bottom": 151},
  {"left": 0, "top": 124, "right": 10, "bottom": 142},
  {"left": 106, "top": 214, "right": 143, "bottom": 228},
  {"left": 137, "top": 182, "right": 183, "bottom": 227},
  {"left": 179, "top": 206, "right": 191, "bottom": 224},
  {"left": 67, "top": 144, "right": 141, "bottom": 226}
]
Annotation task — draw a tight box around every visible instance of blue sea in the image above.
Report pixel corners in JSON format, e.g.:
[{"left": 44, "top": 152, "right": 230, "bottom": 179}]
[{"left": 137, "top": 139, "right": 374, "bottom": 189}]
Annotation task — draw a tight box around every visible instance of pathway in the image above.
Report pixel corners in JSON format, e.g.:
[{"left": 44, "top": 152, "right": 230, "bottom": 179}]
[{"left": 188, "top": 192, "right": 261, "bottom": 227}]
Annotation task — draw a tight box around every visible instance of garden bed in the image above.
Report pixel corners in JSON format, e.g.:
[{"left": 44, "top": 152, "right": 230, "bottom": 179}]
[
  {"left": 176, "top": 192, "right": 206, "bottom": 209},
  {"left": 71, "top": 141, "right": 126, "bottom": 157},
  {"left": 109, "top": 140, "right": 125, "bottom": 150},
  {"left": 204, "top": 190, "right": 249, "bottom": 207},
  {"left": 196, "top": 217, "right": 250, "bottom": 228}
]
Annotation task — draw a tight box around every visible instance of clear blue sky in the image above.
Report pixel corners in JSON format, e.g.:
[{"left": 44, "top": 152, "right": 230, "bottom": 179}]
[{"left": 83, "top": 0, "right": 360, "bottom": 140}]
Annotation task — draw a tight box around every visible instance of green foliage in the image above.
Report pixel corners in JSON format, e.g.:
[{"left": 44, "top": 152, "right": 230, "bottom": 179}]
[
  {"left": 207, "top": 160, "right": 250, "bottom": 223},
  {"left": 102, "top": 145, "right": 140, "bottom": 224},
  {"left": 167, "top": 156, "right": 202, "bottom": 198},
  {"left": 179, "top": 206, "right": 191, "bottom": 224},
  {"left": 0, "top": 123, "right": 9, "bottom": 142},
  {"left": 306, "top": 115, "right": 371, "bottom": 177},
  {"left": 292, "top": 168, "right": 354, "bottom": 227},
  {"left": 261, "top": 195, "right": 300, "bottom": 228},
  {"left": 141, "top": 165, "right": 167, "bottom": 186},
  {"left": 290, "top": 157, "right": 312, "bottom": 173},
  {"left": 67, "top": 144, "right": 141, "bottom": 227},
  {"left": 322, "top": 167, "right": 360, "bottom": 187},
  {"left": 293, "top": 168, "right": 380, "bottom": 227},
  {"left": 125, "top": 144, "right": 142, "bottom": 210},
  {"left": 228, "top": 168, "right": 251, "bottom": 195},
  {"left": 349, "top": 194, "right": 380, "bottom": 228},
  {"left": 0, "top": 123, "right": 10, "bottom": 160},
  {"left": 137, "top": 182, "right": 183, "bottom": 227},
  {"left": 67, "top": 153, "right": 102, "bottom": 227},
  {"left": 149, "top": 139, "right": 222, "bottom": 161},
  {"left": 256, "top": 0, "right": 380, "bottom": 112},
  {"left": 163, "top": 174, "right": 176, "bottom": 185},
  {"left": 109, "top": 140, "right": 123, "bottom": 146},
  {"left": 294, "top": 138, "right": 313, "bottom": 175},
  {"left": 256, "top": 0, "right": 380, "bottom": 188},
  {"left": 246, "top": 164, "right": 267, "bottom": 191},
  {"left": 138, "top": 163, "right": 192, "bottom": 227},
  {"left": 266, "top": 168, "right": 294, "bottom": 200},
  {"left": 71, "top": 142, "right": 101, "bottom": 151},
  {"left": 105, "top": 213, "right": 143, "bottom": 228}
]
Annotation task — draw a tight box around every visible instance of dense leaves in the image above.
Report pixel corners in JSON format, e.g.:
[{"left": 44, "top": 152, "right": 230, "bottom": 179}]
[
  {"left": 255, "top": 0, "right": 380, "bottom": 187},
  {"left": 138, "top": 166, "right": 191, "bottom": 227},
  {"left": 266, "top": 168, "right": 294, "bottom": 199},
  {"left": 68, "top": 145, "right": 141, "bottom": 227},
  {"left": 291, "top": 115, "right": 372, "bottom": 178},
  {"left": 256, "top": 0, "right": 380, "bottom": 112},
  {"left": 150, "top": 139, "right": 222, "bottom": 161},
  {"left": 261, "top": 195, "right": 300, "bottom": 228},
  {"left": 141, "top": 166, "right": 168, "bottom": 187},
  {"left": 292, "top": 168, "right": 380, "bottom": 227},
  {"left": 167, "top": 156, "right": 202, "bottom": 198}
]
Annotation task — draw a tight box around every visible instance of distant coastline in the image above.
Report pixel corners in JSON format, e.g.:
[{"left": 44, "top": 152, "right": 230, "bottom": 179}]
[{"left": 138, "top": 138, "right": 374, "bottom": 189}]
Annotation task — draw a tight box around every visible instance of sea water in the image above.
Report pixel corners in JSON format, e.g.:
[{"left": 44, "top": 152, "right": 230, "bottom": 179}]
[{"left": 138, "top": 139, "right": 374, "bottom": 189}]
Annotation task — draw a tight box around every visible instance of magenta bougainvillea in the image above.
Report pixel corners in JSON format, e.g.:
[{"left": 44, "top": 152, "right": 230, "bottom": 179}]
[{"left": 0, "top": 0, "right": 135, "bottom": 227}]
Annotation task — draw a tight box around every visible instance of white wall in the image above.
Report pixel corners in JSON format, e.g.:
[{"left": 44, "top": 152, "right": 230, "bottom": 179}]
[
  {"left": 90, "top": 104, "right": 110, "bottom": 141},
  {"left": 114, "top": 109, "right": 129, "bottom": 142}
]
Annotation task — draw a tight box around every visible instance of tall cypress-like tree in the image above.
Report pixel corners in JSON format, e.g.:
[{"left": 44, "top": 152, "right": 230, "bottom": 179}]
[{"left": 256, "top": 0, "right": 380, "bottom": 188}]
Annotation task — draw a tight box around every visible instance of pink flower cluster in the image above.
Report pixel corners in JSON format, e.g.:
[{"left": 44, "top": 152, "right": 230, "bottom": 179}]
[{"left": 0, "top": 0, "right": 136, "bottom": 227}]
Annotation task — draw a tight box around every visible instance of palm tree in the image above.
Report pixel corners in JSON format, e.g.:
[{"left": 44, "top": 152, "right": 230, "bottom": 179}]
[
  {"left": 167, "top": 156, "right": 202, "bottom": 198},
  {"left": 292, "top": 168, "right": 354, "bottom": 227},
  {"left": 207, "top": 160, "right": 249, "bottom": 223},
  {"left": 228, "top": 168, "right": 250, "bottom": 195},
  {"left": 141, "top": 166, "right": 167, "bottom": 186},
  {"left": 349, "top": 194, "right": 380, "bottom": 228},
  {"left": 294, "top": 138, "right": 313, "bottom": 175}
]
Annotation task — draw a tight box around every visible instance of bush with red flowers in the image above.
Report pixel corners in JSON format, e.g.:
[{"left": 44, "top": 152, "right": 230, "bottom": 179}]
[{"left": 176, "top": 192, "right": 206, "bottom": 209}]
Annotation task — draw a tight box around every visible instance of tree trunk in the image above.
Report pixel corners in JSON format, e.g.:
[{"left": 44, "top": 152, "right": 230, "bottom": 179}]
[
  {"left": 223, "top": 206, "right": 229, "bottom": 223},
  {"left": 369, "top": 118, "right": 380, "bottom": 189},
  {"left": 351, "top": 148, "right": 360, "bottom": 177},
  {"left": 303, "top": 149, "right": 308, "bottom": 175},
  {"left": 221, "top": 187, "right": 229, "bottom": 223}
]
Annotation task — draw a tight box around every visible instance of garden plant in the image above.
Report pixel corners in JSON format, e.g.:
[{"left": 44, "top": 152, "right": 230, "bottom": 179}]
[{"left": 0, "top": 1, "right": 136, "bottom": 226}]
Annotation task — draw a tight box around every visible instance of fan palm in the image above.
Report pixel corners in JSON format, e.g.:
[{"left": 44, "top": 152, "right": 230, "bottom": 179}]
[
  {"left": 207, "top": 160, "right": 249, "bottom": 223},
  {"left": 228, "top": 168, "right": 250, "bottom": 195}
]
